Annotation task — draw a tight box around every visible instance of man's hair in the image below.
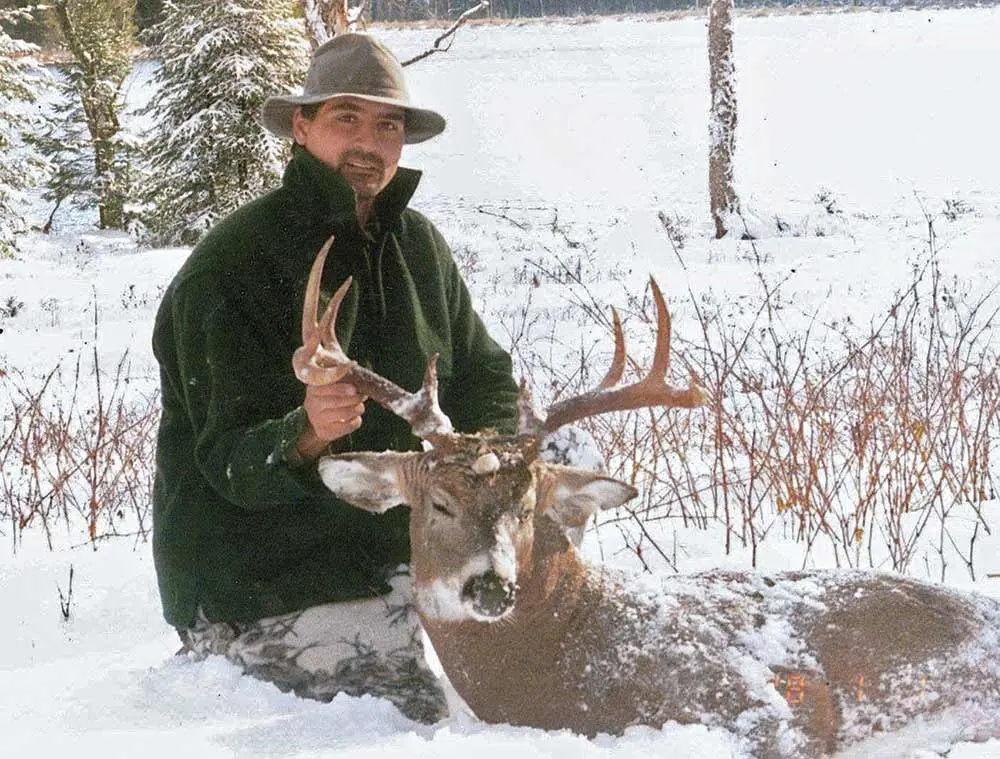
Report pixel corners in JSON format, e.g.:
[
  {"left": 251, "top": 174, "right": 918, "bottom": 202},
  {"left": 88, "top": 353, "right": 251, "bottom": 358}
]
[{"left": 298, "top": 102, "right": 323, "bottom": 120}]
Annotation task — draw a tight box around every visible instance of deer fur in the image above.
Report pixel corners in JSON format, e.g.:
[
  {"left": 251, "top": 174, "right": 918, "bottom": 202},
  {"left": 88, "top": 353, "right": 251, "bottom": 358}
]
[
  {"left": 318, "top": 434, "right": 1000, "bottom": 757},
  {"left": 294, "top": 249, "right": 1000, "bottom": 754}
]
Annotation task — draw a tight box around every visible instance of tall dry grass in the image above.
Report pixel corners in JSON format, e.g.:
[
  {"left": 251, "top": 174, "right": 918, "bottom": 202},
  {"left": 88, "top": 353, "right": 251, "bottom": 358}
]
[
  {"left": 0, "top": 346, "right": 158, "bottom": 553},
  {"left": 521, "top": 225, "right": 999, "bottom": 579},
  {"left": 2, "top": 217, "right": 997, "bottom": 585}
]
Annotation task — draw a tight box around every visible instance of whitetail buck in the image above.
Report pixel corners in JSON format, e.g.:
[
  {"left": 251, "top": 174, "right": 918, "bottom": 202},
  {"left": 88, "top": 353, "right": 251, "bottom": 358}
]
[{"left": 295, "top": 238, "right": 1000, "bottom": 757}]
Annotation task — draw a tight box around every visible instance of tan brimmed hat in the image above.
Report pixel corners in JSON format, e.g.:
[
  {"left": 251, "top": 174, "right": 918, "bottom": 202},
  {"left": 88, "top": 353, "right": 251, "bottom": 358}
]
[{"left": 262, "top": 33, "right": 446, "bottom": 144}]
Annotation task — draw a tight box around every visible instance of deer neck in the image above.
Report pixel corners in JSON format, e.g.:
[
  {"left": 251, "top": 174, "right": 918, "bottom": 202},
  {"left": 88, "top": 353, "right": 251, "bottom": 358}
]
[
  {"left": 420, "top": 516, "right": 592, "bottom": 636},
  {"left": 517, "top": 517, "right": 594, "bottom": 614},
  {"left": 417, "top": 517, "right": 613, "bottom": 729}
]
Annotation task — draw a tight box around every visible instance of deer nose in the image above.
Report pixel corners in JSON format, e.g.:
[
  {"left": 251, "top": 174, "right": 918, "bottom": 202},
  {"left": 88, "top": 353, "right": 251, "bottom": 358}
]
[{"left": 462, "top": 571, "right": 516, "bottom": 619}]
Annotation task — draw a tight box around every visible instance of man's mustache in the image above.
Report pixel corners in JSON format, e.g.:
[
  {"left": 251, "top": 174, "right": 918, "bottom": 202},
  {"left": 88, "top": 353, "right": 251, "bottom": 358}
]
[{"left": 339, "top": 151, "right": 385, "bottom": 172}]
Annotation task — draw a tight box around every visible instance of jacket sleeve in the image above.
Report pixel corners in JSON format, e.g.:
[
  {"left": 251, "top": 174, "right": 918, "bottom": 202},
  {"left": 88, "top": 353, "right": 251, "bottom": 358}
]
[
  {"left": 435, "top": 232, "right": 520, "bottom": 435},
  {"left": 164, "top": 274, "right": 336, "bottom": 510}
]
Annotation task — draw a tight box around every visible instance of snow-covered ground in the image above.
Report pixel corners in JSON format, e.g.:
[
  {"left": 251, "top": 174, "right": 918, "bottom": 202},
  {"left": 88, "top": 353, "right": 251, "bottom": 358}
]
[{"left": 3, "top": 8, "right": 1000, "bottom": 757}]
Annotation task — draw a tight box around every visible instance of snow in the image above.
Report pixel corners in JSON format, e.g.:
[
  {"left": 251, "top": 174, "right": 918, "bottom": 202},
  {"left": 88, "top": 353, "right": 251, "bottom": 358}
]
[{"left": 3, "top": 7, "right": 1000, "bottom": 758}]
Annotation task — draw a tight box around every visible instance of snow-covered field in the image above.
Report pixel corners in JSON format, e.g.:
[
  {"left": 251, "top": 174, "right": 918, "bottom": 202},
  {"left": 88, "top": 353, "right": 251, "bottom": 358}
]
[{"left": 3, "top": 8, "right": 1000, "bottom": 757}]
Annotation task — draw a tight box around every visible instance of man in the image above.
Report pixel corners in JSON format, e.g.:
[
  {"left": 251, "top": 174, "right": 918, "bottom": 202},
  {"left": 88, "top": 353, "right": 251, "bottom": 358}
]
[{"left": 151, "top": 33, "right": 519, "bottom": 723}]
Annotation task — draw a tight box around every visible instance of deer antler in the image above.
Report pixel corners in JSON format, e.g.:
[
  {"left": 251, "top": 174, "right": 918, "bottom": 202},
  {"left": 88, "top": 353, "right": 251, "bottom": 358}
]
[
  {"left": 293, "top": 236, "right": 453, "bottom": 438},
  {"left": 519, "top": 278, "right": 707, "bottom": 437}
]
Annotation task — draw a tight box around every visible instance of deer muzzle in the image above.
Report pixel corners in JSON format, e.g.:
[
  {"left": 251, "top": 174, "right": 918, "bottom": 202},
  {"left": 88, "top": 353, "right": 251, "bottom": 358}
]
[{"left": 461, "top": 570, "right": 516, "bottom": 619}]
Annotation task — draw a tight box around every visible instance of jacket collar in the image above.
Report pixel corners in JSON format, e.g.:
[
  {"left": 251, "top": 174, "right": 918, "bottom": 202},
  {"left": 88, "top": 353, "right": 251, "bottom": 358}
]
[{"left": 283, "top": 146, "right": 422, "bottom": 231}]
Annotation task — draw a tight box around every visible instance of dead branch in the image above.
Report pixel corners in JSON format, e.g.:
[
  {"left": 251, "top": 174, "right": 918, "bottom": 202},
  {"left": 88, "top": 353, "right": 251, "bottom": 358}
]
[{"left": 401, "top": 1, "right": 490, "bottom": 67}]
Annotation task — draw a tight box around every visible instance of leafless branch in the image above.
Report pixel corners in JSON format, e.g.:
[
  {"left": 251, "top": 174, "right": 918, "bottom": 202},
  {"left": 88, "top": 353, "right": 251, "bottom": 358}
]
[
  {"left": 57, "top": 564, "right": 74, "bottom": 621},
  {"left": 401, "top": 1, "right": 490, "bottom": 67}
]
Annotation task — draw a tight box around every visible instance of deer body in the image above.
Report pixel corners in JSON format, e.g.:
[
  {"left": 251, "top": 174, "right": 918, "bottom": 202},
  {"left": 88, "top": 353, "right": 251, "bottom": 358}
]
[
  {"left": 295, "top": 242, "right": 1000, "bottom": 756},
  {"left": 416, "top": 516, "right": 747, "bottom": 739},
  {"left": 428, "top": 556, "right": 1000, "bottom": 753},
  {"left": 319, "top": 440, "right": 1000, "bottom": 755}
]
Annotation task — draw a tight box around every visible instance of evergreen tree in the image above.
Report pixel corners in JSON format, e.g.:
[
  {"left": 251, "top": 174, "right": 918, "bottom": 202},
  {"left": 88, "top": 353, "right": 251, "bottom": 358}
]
[
  {"left": 27, "top": 80, "right": 100, "bottom": 231},
  {"left": 135, "top": 0, "right": 164, "bottom": 30},
  {"left": 32, "top": 0, "right": 137, "bottom": 231},
  {"left": 140, "top": 0, "right": 308, "bottom": 244},
  {"left": 0, "top": 1, "right": 58, "bottom": 47},
  {"left": 0, "top": 6, "right": 46, "bottom": 255}
]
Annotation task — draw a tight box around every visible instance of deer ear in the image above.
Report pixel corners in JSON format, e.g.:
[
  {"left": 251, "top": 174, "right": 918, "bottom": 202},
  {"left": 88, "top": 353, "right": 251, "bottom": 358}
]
[
  {"left": 317, "top": 452, "right": 417, "bottom": 513},
  {"left": 540, "top": 465, "right": 638, "bottom": 529}
]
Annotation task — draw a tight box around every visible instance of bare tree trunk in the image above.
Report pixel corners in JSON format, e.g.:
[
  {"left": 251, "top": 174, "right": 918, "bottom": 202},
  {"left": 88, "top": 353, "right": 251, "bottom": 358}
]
[
  {"left": 299, "top": 0, "right": 357, "bottom": 48},
  {"left": 300, "top": 0, "right": 332, "bottom": 49},
  {"left": 708, "top": 0, "right": 739, "bottom": 239},
  {"left": 52, "top": 0, "right": 133, "bottom": 231}
]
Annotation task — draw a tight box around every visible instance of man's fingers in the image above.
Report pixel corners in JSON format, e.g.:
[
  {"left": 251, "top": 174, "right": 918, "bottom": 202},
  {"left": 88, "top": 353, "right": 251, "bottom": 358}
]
[
  {"left": 316, "top": 415, "right": 363, "bottom": 439},
  {"left": 312, "top": 401, "right": 366, "bottom": 425},
  {"left": 303, "top": 382, "right": 367, "bottom": 442},
  {"left": 309, "top": 381, "right": 367, "bottom": 401}
]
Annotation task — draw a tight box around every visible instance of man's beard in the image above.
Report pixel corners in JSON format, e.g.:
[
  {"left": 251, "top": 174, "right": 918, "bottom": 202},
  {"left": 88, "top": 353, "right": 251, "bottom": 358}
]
[{"left": 337, "top": 150, "right": 387, "bottom": 200}]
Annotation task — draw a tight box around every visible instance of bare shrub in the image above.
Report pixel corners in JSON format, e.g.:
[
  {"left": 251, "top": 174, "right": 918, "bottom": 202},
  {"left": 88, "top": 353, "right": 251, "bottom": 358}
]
[
  {"left": 0, "top": 347, "right": 158, "bottom": 553},
  {"left": 510, "top": 220, "right": 998, "bottom": 581},
  {"left": 5, "top": 209, "right": 996, "bottom": 582},
  {"left": 604, "top": 252, "right": 995, "bottom": 579}
]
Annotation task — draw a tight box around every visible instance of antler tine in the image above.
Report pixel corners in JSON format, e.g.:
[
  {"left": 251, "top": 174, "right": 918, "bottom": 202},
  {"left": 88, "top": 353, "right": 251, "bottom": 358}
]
[
  {"left": 301, "top": 234, "right": 335, "bottom": 345},
  {"left": 516, "top": 307, "right": 625, "bottom": 435},
  {"left": 538, "top": 277, "right": 707, "bottom": 436},
  {"left": 293, "top": 236, "right": 453, "bottom": 438},
  {"left": 597, "top": 307, "right": 626, "bottom": 390},
  {"left": 647, "top": 279, "right": 672, "bottom": 380},
  {"left": 294, "top": 237, "right": 355, "bottom": 387},
  {"left": 315, "top": 276, "right": 352, "bottom": 356}
]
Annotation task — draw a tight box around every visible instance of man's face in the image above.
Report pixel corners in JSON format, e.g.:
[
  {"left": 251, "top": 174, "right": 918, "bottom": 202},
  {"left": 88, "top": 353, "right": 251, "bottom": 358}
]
[{"left": 292, "top": 96, "right": 406, "bottom": 202}]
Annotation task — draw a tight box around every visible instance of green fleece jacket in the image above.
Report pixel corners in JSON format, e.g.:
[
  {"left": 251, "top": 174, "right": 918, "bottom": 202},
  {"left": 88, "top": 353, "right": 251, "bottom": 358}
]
[{"left": 152, "top": 149, "right": 518, "bottom": 628}]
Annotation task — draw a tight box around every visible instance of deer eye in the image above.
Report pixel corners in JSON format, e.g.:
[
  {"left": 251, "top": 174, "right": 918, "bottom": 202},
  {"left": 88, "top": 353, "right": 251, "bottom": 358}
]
[
  {"left": 518, "top": 508, "right": 534, "bottom": 524},
  {"left": 432, "top": 502, "right": 456, "bottom": 518}
]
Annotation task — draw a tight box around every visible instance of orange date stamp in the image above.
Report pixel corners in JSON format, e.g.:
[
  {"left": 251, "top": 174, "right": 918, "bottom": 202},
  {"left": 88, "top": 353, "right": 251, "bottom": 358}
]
[{"left": 773, "top": 672, "right": 931, "bottom": 704}]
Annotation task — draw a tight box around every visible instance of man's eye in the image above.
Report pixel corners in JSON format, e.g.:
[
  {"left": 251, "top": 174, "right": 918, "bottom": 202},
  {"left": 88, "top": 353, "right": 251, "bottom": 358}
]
[{"left": 432, "top": 502, "right": 455, "bottom": 518}]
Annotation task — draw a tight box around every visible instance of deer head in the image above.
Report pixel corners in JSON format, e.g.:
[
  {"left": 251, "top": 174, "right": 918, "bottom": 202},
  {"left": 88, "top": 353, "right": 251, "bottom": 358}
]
[{"left": 294, "top": 236, "right": 706, "bottom": 623}]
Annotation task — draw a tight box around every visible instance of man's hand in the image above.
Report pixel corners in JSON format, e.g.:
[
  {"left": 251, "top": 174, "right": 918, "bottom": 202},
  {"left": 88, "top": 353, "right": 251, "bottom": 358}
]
[{"left": 296, "top": 382, "right": 367, "bottom": 461}]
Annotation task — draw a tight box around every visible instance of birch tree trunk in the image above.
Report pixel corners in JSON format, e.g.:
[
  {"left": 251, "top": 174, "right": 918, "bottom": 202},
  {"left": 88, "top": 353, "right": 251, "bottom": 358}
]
[
  {"left": 299, "top": 0, "right": 353, "bottom": 48},
  {"left": 708, "top": 0, "right": 739, "bottom": 239},
  {"left": 51, "top": 0, "right": 134, "bottom": 231}
]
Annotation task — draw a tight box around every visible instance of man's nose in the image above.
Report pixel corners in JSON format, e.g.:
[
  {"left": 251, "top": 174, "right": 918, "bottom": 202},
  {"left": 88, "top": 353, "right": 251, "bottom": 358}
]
[{"left": 351, "top": 124, "right": 379, "bottom": 152}]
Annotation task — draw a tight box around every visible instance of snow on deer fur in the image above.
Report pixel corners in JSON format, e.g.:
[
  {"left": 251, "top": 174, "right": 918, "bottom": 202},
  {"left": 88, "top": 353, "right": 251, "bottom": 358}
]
[
  {"left": 293, "top": 239, "right": 1000, "bottom": 756},
  {"left": 316, "top": 436, "right": 1000, "bottom": 756}
]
